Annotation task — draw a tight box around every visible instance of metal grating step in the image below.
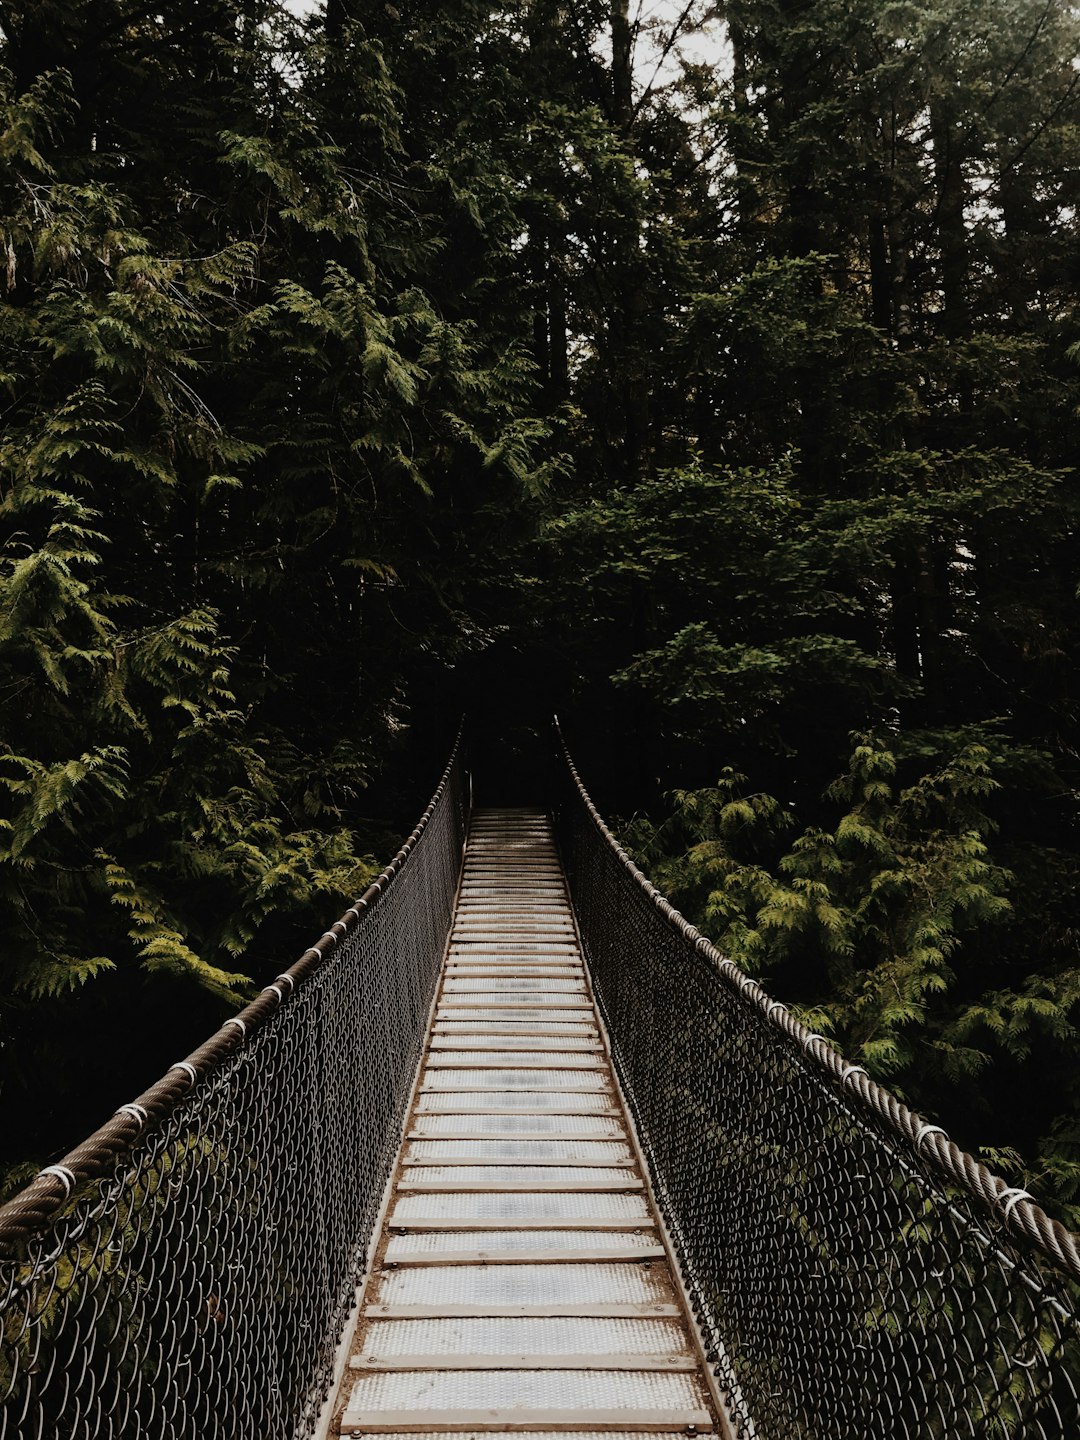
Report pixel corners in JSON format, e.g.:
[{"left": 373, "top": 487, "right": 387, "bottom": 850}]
[
  {"left": 445, "top": 966, "right": 584, "bottom": 977},
  {"left": 415, "top": 1091, "right": 618, "bottom": 1114},
  {"left": 447, "top": 959, "right": 581, "bottom": 972},
  {"left": 345, "top": 1432, "right": 709, "bottom": 1440},
  {"left": 448, "top": 957, "right": 582, "bottom": 966},
  {"left": 436, "top": 1003, "right": 592, "bottom": 1015},
  {"left": 443, "top": 978, "right": 586, "bottom": 991},
  {"left": 449, "top": 952, "right": 579, "bottom": 960},
  {"left": 424, "top": 1053, "right": 605, "bottom": 1070},
  {"left": 446, "top": 962, "right": 583, "bottom": 972},
  {"left": 434, "top": 1008, "right": 594, "bottom": 1023},
  {"left": 356, "top": 1316, "right": 686, "bottom": 1362},
  {"left": 334, "top": 809, "right": 717, "bottom": 1439},
  {"left": 455, "top": 921, "right": 578, "bottom": 933},
  {"left": 457, "top": 894, "right": 569, "bottom": 901},
  {"left": 397, "top": 1166, "right": 641, "bottom": 1191},
  {"left": 409, "top": 1114, "right": 626, "bottom": 1138},
  {"left": 382, "top": 1232, "right": 661, "bottom": 1264},
  {"left": 449, "top": 940, "right": 579, "bottom": 947},
  {"left": 389, "top": 1192, "right": 652, "bottom": 1225},
  {"left": 433, "top": 1022, "right": 598, "bottom": 1036},
  {"left": 443, "top": 981, "right": 584, "bottom": 990},
  {"left": 429, "top": 1036, "right": 600, "bottom": 1051},
  {"left": 420, "top": 1071, "right": 610, "bottom": 1092},
  {"left": 372, "top": 1262, "right": 676, "bottom": 1310},
  {"left": 342, "top": 1369, "right": 712, "bottom": 1428},
  {"left": 404, "top": 1140, "right": 633, "bottom": 1164}
]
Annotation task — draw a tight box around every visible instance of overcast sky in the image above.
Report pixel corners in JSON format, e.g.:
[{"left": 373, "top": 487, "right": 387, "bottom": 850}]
[{"left": 280, "top": 0, "right": 729, "bottom": 87}]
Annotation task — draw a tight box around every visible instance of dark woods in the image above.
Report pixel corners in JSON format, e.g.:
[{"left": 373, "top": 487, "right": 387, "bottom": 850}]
[{"left": 1, "top": 1, "right": 1079, "bottom": 1222}]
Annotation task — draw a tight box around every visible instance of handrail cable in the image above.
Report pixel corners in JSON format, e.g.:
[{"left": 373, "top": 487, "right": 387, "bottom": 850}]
[
  {"left": 0, "top": 726, "right": 467, "bottom": 1439},
  {"left": 553, "top": 716, "right": 1080, "bottom": 1438}
]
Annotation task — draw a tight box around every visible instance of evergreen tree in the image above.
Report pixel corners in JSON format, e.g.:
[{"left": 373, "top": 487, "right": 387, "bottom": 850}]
[
  {"left": 2, "top": 0, "right": 1079, "bottom": 1227},
  {"left": 0, "top": 0, "right": 550, "bottom": 1176}
]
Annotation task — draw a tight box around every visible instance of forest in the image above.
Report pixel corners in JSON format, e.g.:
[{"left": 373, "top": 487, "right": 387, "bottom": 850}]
[{"left": 1, "top": 0, "right": 1079, "bottom": 1229}]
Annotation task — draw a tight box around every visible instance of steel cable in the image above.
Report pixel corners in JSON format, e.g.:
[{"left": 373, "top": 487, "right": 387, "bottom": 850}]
[
  {"left": 0, "top": 732, "right": 466, "bottom": 1440},
  {"left": 553, "top": 720, "right": 1080, "bottom": 1439}
]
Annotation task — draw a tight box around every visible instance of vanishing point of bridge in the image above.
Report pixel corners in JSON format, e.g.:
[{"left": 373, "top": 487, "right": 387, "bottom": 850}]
[{"left": 2, "top": 726, "right": 1079, "bottom": 1438}]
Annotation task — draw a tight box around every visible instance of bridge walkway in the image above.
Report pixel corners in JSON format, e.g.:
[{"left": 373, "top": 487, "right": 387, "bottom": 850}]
[{"left": 332, "top": 808, "right": 720, "bottom": 1434}]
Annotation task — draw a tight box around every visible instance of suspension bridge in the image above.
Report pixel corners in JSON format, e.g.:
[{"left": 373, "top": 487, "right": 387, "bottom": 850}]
[{"left": 2, "top": 726, "right": 1078, "bottom": 1438}]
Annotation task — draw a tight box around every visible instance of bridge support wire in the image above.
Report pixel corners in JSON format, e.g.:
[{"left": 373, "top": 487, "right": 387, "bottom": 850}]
[
  {"left": 553, "top": 718, "right": 1080, "bottom": 1439},
  {"left": 0, "top": 731, "right": 467, "bottom": 1440}
]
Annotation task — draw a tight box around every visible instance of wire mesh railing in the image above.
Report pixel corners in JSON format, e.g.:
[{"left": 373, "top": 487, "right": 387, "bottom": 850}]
[
  {"left": 0, "top": 733, "right": 466, "bottom": 1440},
  {"left": 553, "top": 723, "right": 1080, "bottom": 1440}
]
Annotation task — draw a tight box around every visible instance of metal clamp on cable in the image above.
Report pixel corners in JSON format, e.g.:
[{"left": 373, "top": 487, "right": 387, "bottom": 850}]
[
  {"left": 999, "top": 1188, "right": 1035, "bottom": 1224},
  {"left": 915, "top": 1123, "right": 946, "bottom": 1152},
  {"left": 38, "top": 1165, "right": 77, "bottom": 1199}
]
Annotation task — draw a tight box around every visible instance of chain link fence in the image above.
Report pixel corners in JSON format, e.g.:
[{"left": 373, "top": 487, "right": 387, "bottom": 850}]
[
  {"left": 0, "top": 736, "right": 466, "bottom": 1440},
  {"left": 554, "top": 725, "right": 1080, "bottom": 1439}
]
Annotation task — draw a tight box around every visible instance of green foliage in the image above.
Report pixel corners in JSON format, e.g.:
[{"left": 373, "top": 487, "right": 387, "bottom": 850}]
[
  {"left": 0, "top": 0, "right": 553, "bottom": 1171},
  {"left": 624, "top": 726, "right": 1080, "bottom": 1223},
  {"left": 1, "top": 0, "right": 1079, "bottom": 1236}
]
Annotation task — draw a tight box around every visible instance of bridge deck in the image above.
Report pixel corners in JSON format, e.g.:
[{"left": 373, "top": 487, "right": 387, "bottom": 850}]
[{"left": 333, "top": 809, "right": 719, "bottom": 1435}]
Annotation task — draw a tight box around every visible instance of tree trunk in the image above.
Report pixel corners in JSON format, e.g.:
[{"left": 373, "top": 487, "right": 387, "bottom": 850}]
[
  {"left": 930, "top": 98, "right": 969, "bottom": 342},
  {"left": 729, "top": 16, "right": 760, "bottom": 248},
  {"left": 609, "top": 0, "right": 650, "bottom": 479}
]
